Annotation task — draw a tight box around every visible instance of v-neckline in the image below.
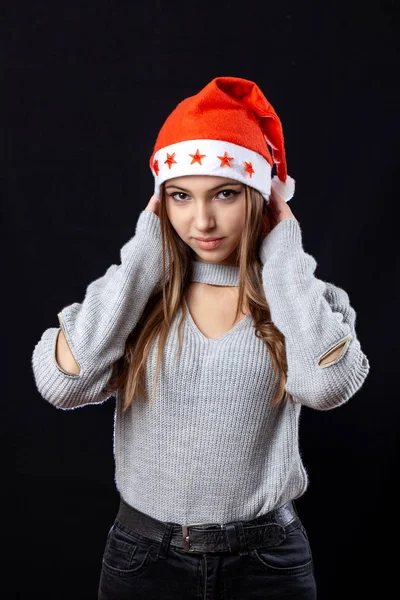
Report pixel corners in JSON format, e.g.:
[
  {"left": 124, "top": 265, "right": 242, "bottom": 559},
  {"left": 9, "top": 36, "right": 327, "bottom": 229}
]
[{"left": 183, "top": 297, "right": 252, "bottom": 342}]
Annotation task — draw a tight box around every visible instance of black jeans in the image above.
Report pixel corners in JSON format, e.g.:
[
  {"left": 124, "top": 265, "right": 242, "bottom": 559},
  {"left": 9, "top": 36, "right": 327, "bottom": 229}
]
[{"left": 98, "top": 503, "right": 317, "bottom": 599}]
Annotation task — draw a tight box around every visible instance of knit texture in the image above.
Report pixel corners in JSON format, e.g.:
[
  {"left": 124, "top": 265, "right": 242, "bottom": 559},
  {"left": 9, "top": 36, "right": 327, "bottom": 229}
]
[{"left": 31, "top": 209, "right": 370, "bottom": 524}]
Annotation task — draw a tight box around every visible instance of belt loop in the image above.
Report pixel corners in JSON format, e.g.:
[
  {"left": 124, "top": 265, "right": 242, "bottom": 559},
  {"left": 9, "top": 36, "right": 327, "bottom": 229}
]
[
  {"left": 157, "top": 522, "right": 175, "bottom": 560},
  {"left": 225, "top": 523, "right": 240, "bottom": 554},
  {"left": 228, "top": 521, "right": 249, "bottom": 556}
]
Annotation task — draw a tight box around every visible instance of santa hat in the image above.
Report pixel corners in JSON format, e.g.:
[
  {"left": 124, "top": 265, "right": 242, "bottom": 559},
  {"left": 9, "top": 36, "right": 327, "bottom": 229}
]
[{"left": 149, "top": 76, "right": 295, "bottom": 203}]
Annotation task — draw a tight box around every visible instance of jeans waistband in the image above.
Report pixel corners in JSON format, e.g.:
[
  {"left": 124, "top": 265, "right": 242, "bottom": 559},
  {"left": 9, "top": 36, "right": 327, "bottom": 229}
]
[{"left": 115, "top": 496, "right": 301, "bottom": 556}]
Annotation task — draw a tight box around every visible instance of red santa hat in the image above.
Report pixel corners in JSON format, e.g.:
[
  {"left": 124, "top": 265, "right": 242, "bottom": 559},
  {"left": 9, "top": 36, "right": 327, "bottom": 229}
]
[{"left": 149, "top": 76, "right": 295, "bottom": 203}]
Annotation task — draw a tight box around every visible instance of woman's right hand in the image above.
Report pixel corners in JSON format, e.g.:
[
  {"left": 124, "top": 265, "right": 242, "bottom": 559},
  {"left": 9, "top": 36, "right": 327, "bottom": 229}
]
[{"left": 145, "top": 194, "right": 160, "bottom": 217}]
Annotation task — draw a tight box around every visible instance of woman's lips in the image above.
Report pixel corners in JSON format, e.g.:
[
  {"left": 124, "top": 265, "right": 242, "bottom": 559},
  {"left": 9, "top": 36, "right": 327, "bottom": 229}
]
[{"left": 194, "top": 238, "right": 224, "bottom": 249}]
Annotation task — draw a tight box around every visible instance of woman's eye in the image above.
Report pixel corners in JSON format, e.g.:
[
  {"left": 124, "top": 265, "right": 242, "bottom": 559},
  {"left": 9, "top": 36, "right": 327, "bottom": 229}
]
[
  {"left": 169, "top": 189, "right": 239, "bottom": 202},
  {"left": 171, "top": 192, "right": 189, "bottom": 201},
  {"left": 217, "top": 189, "right": 239, "bottom": 199}
]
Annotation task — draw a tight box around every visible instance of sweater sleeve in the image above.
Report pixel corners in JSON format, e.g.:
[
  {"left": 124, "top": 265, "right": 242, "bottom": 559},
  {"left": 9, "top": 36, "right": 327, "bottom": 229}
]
[
  {"left": 260, "top": 218, "right": 370, "bottom": 411},
  {"left": 31, "top": 209, "right": 167, "bottom": 410}
]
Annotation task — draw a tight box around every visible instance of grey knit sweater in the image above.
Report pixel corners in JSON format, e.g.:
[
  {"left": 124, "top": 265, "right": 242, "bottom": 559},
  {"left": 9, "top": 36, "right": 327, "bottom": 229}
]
[{"left": 31, "top": 209, "right": 370, "bottom": 524}]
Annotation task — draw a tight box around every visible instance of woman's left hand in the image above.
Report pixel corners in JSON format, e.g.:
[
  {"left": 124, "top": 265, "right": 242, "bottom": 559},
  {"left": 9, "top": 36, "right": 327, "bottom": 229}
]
[{"left": 262, "top": 186, "right": 298, "bottom": 238}]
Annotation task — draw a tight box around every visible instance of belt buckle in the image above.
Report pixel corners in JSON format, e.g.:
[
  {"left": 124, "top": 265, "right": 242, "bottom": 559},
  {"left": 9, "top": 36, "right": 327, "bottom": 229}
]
[{"left": 182, "top": 522, "right": 222, "bottom": 553}]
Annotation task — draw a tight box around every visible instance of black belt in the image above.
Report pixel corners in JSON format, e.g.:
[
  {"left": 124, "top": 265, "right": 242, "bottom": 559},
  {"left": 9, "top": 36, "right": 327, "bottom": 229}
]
[{"left": 115, "top": 496, "right": 300, "bottom": 555}]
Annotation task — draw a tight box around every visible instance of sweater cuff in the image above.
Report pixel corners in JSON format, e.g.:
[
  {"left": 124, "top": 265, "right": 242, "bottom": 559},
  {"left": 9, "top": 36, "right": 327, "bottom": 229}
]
[{"left": 260, "top": 218, "right": 302, "bottom": 264}]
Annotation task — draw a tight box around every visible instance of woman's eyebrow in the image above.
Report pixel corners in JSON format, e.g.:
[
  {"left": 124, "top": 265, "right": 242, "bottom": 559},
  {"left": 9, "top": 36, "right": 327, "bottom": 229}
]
[{"left": 165, "top": 182, "right": 243, "bottom": 193}]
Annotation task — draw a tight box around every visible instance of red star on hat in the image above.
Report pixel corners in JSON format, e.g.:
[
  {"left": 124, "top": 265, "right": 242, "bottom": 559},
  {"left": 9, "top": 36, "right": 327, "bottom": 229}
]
[
  {"left": 244, "top": 161, "right": 255, "bottom": 178},
  {"left": 165, "top": 152, "right": 177, "bottom": 169},
  {"left": 217, "top": 151, "right": 234, "bottom": 167},
  {"left": 189, "top": 149, "right": 206, "bottom": 165},
  {"left": 152, "top": 159, "right": 160, "bottom": 176}
]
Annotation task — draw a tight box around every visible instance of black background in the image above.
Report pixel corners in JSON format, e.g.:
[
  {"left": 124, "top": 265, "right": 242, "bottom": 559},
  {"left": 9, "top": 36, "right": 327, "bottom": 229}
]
[{"left": 6, "top": 2, "right": 399, "bottom": 599}]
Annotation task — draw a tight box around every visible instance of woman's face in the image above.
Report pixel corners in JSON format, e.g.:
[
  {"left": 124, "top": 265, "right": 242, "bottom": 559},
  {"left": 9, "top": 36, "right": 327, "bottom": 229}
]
[{"left": 164, "top": 175, "right": 246, "bottom": 266}]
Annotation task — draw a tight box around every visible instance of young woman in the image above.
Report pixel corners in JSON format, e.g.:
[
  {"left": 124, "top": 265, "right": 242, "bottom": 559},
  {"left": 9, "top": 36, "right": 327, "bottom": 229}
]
[{"left": 32, "top": 76, "right": 370, "bottom": 600}]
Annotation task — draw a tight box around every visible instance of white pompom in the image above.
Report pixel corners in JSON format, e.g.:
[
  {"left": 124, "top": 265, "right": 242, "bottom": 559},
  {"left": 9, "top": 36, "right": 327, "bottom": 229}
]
[{"left": 271, "top": 175, "right": 295, "bottom": 202}]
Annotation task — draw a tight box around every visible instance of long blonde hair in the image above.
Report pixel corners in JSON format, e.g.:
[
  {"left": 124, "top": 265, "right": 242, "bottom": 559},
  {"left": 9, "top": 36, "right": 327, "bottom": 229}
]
[{"left": 105, "top": 182, "right": 289, "bottom": 412}]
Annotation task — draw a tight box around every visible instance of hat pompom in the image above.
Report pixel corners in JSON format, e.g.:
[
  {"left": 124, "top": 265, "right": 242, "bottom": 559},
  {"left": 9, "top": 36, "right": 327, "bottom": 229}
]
[{"left": 270, "top": 174, "right": 295, "bottom": 203}]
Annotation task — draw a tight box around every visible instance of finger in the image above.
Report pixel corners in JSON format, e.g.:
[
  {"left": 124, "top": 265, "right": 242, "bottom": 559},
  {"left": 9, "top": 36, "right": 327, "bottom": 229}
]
[{"left": 270, "top": 188, "right": 285, "bottom": 205}]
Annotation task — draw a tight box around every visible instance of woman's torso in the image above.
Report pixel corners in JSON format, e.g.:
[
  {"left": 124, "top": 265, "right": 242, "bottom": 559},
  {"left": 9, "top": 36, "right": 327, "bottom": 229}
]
[{"left": 115, "top": 280, "right": 307, "bottom": 524}]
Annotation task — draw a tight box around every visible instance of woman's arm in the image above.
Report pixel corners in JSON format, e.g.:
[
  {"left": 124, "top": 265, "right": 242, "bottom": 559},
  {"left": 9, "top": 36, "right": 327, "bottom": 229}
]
[
  {"left": 55, "top": 328, "right": 80, "bottom": 375},
  {"left": 260, "top": 218, "right": 370, "bottom": 410},
  {"left": 31, "top": 208, "right": 169, "bottom": 410}
]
